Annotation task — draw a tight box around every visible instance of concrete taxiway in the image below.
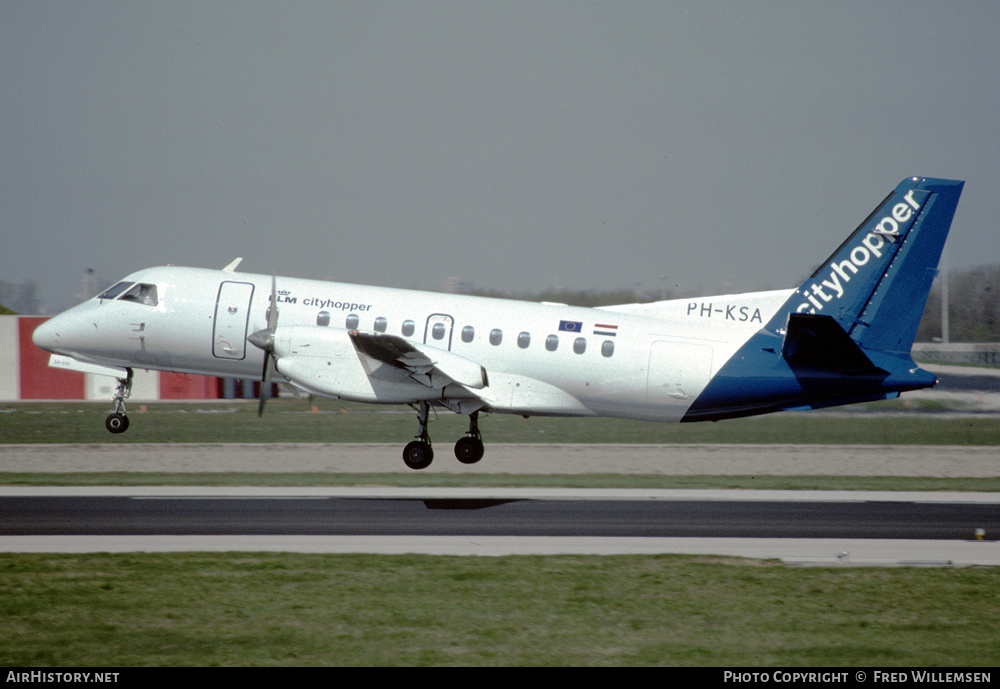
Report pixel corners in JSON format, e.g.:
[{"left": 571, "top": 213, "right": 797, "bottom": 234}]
[
  {"left": 1, "top": 441, "right": 998, "bottom": 475},
  {"left": 3, "top": 534, "right": 996, "bottom": 567}
]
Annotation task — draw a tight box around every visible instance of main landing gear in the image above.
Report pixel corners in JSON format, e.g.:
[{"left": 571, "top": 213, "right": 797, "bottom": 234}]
[
  {"left": 455, "top": 410, "right": 485, "bottom": 465},
  {"left": 105, "top": 370, "right": 133, "bottom": 434},
  {"left": 401, "top": 404, "right": 485, "bottom": 470},
  {"left": 402, "top": 401, "right": 434, "bottom": 470}
]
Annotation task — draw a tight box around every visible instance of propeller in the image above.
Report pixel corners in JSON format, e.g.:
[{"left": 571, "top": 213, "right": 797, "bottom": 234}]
[{"left": 247, "top": 275, "right": 279, "bottom": 416}]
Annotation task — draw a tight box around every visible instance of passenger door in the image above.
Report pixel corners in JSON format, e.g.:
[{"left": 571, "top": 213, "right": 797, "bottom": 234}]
[{"left": 212, "top": 281, "right": 255, "bottom": 359}]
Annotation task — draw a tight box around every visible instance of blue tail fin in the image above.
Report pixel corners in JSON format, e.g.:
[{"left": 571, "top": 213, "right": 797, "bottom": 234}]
[
  {"left": 683, "top": 177, "right": 964, "bottom": 421},
  {"left": 772, "top": 176, "right": 964, "bottom": 353}
]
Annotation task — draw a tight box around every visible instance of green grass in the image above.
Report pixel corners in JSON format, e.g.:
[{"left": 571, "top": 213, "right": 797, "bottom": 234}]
[
  {"left": 1, "top": 553, "right": 998, "bottom": 667},
  {"left": 3, "top": 399, "right": 1000, "bottom": 446},
  {"left": 0, "top": 472, "right": 996, "bottom": 492}
]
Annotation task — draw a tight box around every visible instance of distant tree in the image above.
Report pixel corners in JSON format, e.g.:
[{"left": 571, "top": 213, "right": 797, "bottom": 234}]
[
  {"left": 949, "top": 265, "right": 1000, "bottom": 342},
  {"left": 466, "top": 286, "right": 669, "bottom": 307},
  {"left": 916, "top": 265, "right": 1000, "bottom": 342},
  {"left": 915, "top": 284, "right": 941, "bottom": 342}
]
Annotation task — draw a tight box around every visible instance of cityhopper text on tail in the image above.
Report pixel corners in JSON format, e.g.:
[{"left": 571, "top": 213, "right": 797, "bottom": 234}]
[{"left": 33, "top": 177, "right": 964, "bottom": 469}]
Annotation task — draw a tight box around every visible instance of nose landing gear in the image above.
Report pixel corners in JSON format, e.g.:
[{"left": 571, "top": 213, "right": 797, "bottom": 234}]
[{"left": 105, "top": 370, "right": 133, "bottom": 434}]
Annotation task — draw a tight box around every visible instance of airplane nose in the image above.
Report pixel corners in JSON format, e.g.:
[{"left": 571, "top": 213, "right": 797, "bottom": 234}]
[{"left": 32, "top": 317, "right": 62, "bottom": 353}]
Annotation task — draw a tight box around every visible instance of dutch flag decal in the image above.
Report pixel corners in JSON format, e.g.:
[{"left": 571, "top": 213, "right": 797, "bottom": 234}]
[{"left": 594, "top": 323, "right": 618, "bottom": 337}]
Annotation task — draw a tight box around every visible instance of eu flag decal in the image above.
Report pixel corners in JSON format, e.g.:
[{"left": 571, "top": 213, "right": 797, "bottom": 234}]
[{"left": 559, "top": 320, "right": 583, "bottom": 333}]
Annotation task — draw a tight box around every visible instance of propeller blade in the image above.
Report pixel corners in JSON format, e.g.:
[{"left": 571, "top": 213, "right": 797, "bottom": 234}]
[
  {"left": 258, "top": 353, "right": 273, "bottom": 417},
  {"left": 267, "top": 273, "right": 279, "bottom": 330},
  {"left": 250, "top": 274, "right": 280, "bottom": 416}
]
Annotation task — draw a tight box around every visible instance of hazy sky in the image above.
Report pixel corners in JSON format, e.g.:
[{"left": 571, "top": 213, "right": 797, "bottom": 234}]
[{"left": 3, "top": 1, "right": 998, "bottom": 312}]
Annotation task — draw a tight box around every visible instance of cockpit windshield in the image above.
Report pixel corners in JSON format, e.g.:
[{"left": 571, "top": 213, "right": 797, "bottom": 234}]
[
  {"left": 97, "top": 281, "right": 133, "bottom": 301},
  {"left": 120, "top": 283, "right": 158, "bottom": 306},
  {"left": 96, "top": 281, "right": 158, "bottom": 306}
]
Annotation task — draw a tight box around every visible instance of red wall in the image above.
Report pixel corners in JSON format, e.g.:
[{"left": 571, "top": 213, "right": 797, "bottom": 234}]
[
  {"left": 18, "top": 317, "right": 85, "bottom": 399},
  {"left": 160, "top": 372, "right": 220, "bottom": 400}
]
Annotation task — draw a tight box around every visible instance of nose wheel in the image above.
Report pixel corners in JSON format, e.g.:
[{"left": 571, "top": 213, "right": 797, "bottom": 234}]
[
  {"left": 104, "top": 370, "right": 133, "bottom": 434},
  {"left": 105, "top": 412, "right": 130, "bottom": 434}
]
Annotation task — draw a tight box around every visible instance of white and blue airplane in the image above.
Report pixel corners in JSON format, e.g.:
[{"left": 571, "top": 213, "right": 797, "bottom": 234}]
[{"left": 33, "top": 177, "right": 964, "bottom": 469}]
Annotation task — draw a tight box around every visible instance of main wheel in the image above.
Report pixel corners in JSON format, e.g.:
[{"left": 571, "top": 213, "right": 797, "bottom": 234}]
[
  {"left": 454, "top": 436, "right": 485, "bottom": 464},
  {"left": 402, "top": 440, "right": 434, "bottom": 470},
  {"left": 105, "top": 413, "right": 130, "bottom": 434}
]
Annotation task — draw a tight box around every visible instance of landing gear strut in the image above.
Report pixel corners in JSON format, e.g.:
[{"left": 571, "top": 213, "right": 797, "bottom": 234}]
[
  {"left": 454, "top": 411, "right": 485, "bottom": 464},
  {"left": 105, "top": 369, "right": 133, "bottom": 434},
  {"left": 402, "top": 401, "right": 434, "bottom": 470},
  {"left": 401, "top": 404, "right": 488, "bottom": 470}
]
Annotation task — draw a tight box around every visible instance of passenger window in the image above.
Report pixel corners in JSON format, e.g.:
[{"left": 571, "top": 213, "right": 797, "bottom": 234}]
[
  {"left": 601, "top": 340, "right": 615, "bottom": 358},
  {"left": 402, "top": 320, "right": 415, "bottom": 337},
  {"left": 517, "top": 332, "right": 531, "bottom": 349},
  {"left": 432, "top": 323, "right": 446, "bottom": 340},
  {"left": 97, "top": 281, "right": 133, "bottom": 301},
  {"left": 574, "top": 337, "right": 587, "bottom": 355},
  {"left": 120, "top": 283, "right": 158, "bottom": 306},
  {"left": 316, "top": 311, "right": 331, "bottom": 327},
  {"left": 346, "top": 314, "right": 360, "bottom": 330},
  {"left": 545, "top": 334, "right": 559, "bottom": 352},
  {"left": 489, "top": 329, "right": 503, "bottom": 346},
  {"left": 374, "top": 317, "right": 388, "bottom": 333},
  {"left": 461, "top": 325, "right": 475, "bottom": 343}
]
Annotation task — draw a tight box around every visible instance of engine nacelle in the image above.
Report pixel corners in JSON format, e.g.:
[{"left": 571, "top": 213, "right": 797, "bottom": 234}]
[{"left": 272, "top": 326, "right": 377, "bottom": 400}]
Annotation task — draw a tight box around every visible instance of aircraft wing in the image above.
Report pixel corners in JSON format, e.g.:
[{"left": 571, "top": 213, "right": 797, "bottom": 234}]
[
  {"left": 349, "top": 332, "right": 588, "bottom": 415},
  {"left": 349, "top": 331, "right": 489, "bottom": 389},
  {"left": 264, "top": 326, "right": 487, "bottom": 401},
  {"left": 258, "top": 325, "right": 589, "bottom": 414}
]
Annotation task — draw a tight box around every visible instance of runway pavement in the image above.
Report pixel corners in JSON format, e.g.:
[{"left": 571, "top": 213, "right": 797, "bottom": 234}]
[{"left": 1, "top": 483, "right": 998, "bottom": 566}]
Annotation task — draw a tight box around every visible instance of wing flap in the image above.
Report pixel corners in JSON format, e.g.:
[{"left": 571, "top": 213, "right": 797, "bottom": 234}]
[{"left": 349, "top": 332, "right": 488, "bottom": 389}]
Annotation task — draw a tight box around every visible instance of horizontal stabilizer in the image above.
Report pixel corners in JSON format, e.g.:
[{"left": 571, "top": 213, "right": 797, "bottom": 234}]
[{"left": 781, "top": 314, "right": 885, "bottom": 375}]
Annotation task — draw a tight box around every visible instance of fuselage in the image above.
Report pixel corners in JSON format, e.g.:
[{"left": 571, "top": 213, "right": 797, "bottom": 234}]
[{"left": 32, "top": 265, "right": 792, "bottom": 422}]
